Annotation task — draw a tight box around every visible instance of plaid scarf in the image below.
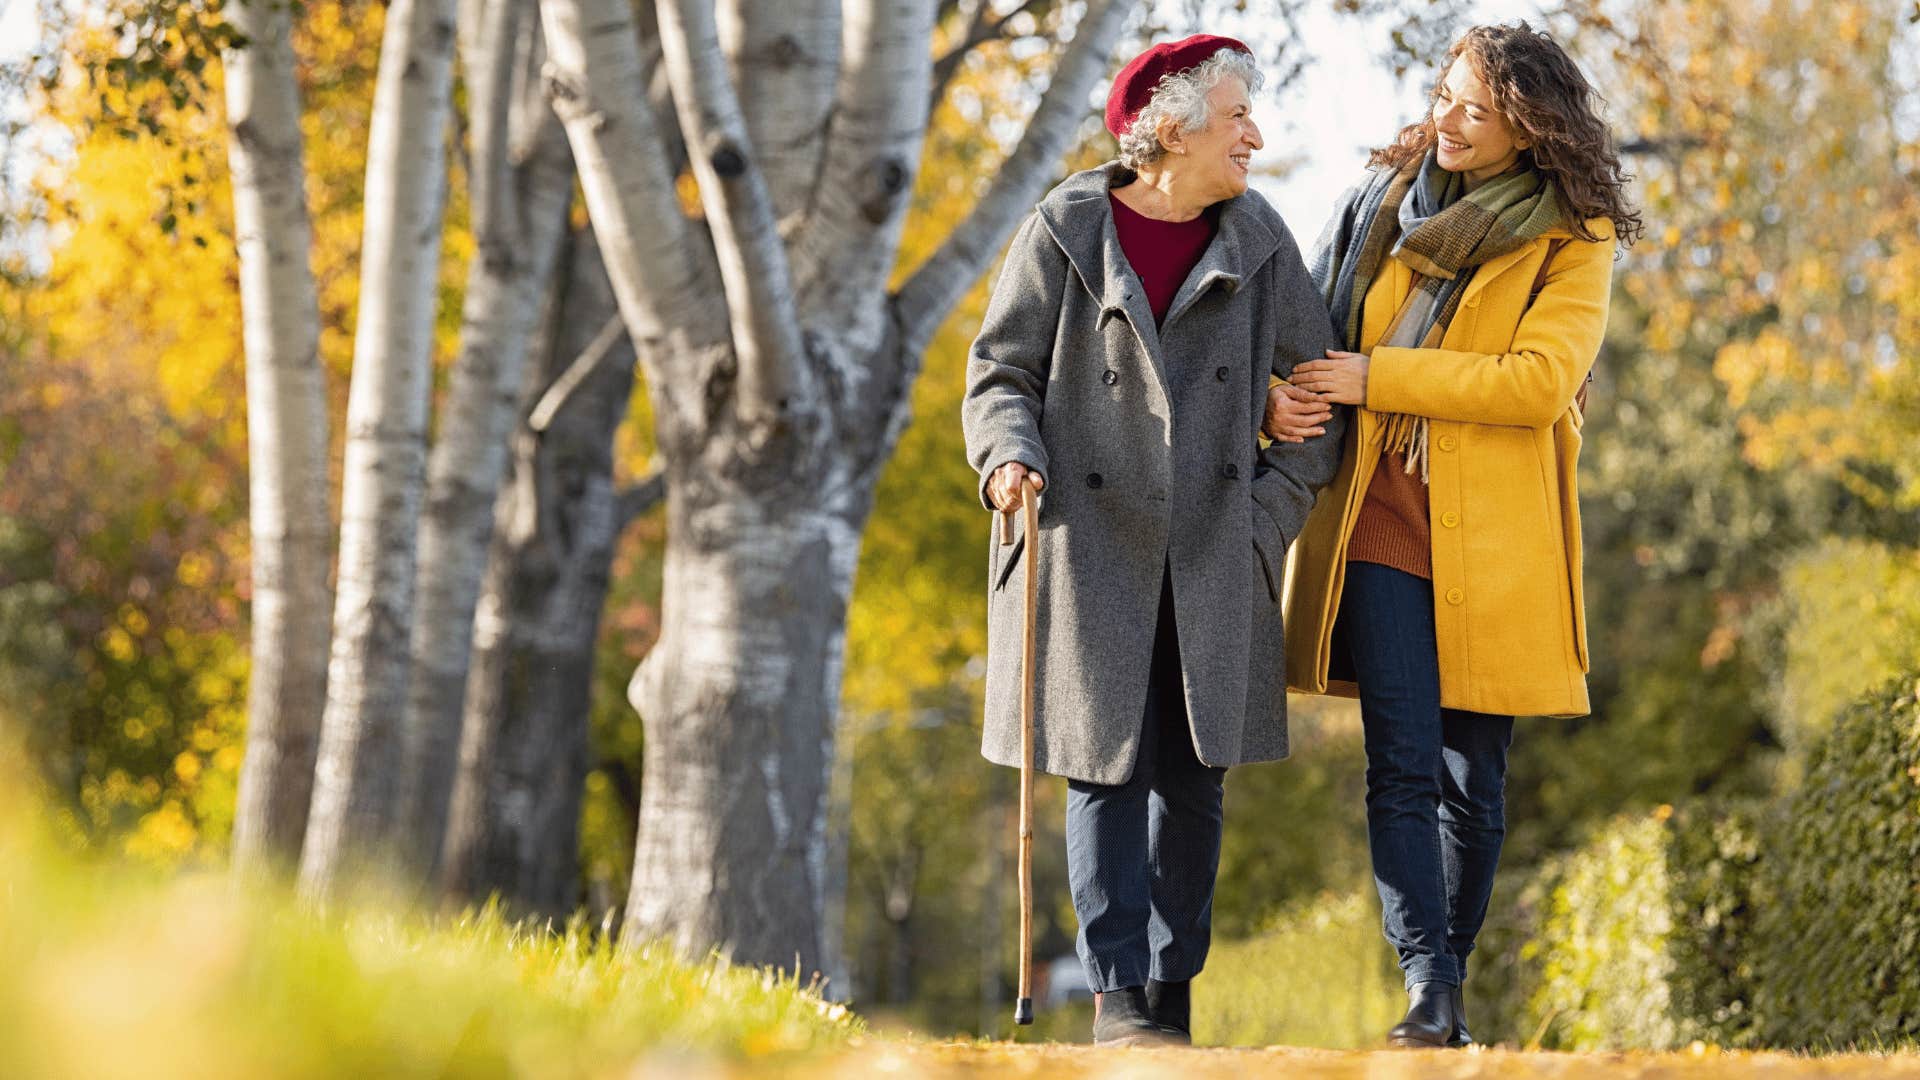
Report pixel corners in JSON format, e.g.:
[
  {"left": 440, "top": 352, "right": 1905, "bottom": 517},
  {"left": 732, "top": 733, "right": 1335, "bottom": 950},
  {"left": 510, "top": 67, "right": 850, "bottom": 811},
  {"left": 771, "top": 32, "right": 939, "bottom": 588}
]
[{"left": 1308, "top": 150, "right": 1566, "bottom": 479}]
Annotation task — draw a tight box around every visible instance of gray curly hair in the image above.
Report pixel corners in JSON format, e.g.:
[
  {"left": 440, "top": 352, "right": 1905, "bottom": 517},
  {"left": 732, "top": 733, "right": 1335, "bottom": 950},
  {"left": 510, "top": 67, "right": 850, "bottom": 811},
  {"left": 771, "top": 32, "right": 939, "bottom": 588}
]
[{"left": 1116, "top": 48, "right": 1264, "bottom": 171}]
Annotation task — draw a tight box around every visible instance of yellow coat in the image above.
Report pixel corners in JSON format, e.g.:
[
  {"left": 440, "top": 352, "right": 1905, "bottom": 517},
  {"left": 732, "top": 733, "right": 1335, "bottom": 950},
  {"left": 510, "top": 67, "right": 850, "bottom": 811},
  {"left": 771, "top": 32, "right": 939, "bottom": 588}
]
[{"left": 1282, "top": 218, "right": 1616, "bottom": 718}]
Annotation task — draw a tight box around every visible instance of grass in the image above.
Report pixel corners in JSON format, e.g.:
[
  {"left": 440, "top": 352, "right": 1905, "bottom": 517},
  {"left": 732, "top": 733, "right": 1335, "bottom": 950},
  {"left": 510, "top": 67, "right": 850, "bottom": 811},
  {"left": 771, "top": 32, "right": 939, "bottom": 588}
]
[
  {"left": 0, "top": 795, "right": 860, "bottom": 1079},
  {"left": 1192, "top": 890, "right": 1405, "bottom": 1049}
]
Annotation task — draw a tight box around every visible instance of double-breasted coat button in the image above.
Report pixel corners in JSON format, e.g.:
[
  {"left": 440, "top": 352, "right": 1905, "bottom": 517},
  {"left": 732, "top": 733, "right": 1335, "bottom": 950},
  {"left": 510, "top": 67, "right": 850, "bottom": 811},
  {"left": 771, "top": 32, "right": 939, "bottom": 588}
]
[
  {"left": 1440, "top": 510, "right": 1460, "bottom": 528},
  {"left": 1222, "top": 463, "right": 1239, "bottom": 479},
  {"left": 1215, "top": 366, "right": 1229, "bottom": 381},
  {"left": 1102, "top": 369, "right": 1118, "bottom": 385},
  {"left": 1086, "top": 472, "right": 1104, "bottom": 489},
  {"left": 1445, "top": 587, "right": 1466, "bottom": 605}
]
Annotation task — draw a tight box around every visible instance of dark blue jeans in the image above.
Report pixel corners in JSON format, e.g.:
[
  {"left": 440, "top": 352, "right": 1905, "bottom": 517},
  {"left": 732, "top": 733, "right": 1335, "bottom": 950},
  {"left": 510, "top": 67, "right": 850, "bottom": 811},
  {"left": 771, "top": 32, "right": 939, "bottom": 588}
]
[
  {"left": 1066, "top": 570, "right": 1226, "bottom": 992},
  {"left": 1341, "top": 561, "right": 1514, "bottom": 990}
]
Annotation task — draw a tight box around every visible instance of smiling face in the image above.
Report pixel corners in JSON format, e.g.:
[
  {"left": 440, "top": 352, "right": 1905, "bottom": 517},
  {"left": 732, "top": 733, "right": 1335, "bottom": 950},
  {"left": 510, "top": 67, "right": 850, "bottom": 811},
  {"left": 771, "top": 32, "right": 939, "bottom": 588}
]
[
  {"left": 1166, "top": 76, "right": 1262, "bottom": 201},
  {"left": 1431, "top": 56, "right": 1531, "bottom": 186}
]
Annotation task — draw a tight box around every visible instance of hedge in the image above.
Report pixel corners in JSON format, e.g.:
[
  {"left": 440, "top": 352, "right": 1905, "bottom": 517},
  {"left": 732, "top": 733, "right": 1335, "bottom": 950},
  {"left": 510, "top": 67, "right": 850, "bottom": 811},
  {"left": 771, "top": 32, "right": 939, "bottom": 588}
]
[
  {"left": 1488, "top": 674, "right": 1920, "bottom": 1051},
  {"left": 1754, "top": 675, "right": 1920, "bottom": 1048}
]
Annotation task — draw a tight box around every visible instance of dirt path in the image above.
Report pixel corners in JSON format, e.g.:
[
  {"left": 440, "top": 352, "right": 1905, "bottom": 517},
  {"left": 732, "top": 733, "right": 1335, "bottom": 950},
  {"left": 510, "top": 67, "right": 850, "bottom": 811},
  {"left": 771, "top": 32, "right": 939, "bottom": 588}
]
[{"left": 767, "top": 1043, "right": 1920, "bottom": 1078}]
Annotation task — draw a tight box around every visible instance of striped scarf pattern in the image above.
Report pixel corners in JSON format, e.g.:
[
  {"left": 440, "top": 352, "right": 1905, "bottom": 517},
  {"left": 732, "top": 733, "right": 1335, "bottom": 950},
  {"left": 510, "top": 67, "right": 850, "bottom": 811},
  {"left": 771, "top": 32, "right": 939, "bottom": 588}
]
[{"left": 1308, "top": 151, "right": 1566, "bottom": 480}]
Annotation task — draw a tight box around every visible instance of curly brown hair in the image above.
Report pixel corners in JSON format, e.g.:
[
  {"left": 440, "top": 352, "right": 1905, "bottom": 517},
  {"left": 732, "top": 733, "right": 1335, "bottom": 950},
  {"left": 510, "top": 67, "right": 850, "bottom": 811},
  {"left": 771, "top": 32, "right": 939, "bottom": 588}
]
[{"left": 1370, "top": 22, "right": 1643, "bottom": 246}]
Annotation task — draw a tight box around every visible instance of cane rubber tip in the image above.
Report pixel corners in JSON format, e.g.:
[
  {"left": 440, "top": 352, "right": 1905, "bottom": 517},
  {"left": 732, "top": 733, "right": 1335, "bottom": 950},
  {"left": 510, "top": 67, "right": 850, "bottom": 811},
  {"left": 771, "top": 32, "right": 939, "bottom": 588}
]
[{"left": 1014, "top": 998, "right": 1034, "bottom": 1025}]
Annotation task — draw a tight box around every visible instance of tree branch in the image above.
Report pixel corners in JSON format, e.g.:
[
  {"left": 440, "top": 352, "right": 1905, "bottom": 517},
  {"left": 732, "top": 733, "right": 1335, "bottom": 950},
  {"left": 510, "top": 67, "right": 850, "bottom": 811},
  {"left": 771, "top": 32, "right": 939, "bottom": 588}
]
[
  {"left": 789, "top": 0, "right": 939, "bottom": 327},
  {"left": 896, "top": 0, "right": 1130, "bottom": 352},
  {"left": 719, "top": 0, "right": 840, "bottom": 225},
  {"left": 655, "top": 0, "right": 813, "bottom": 431},
  {"left": 528, "top": 313, "right": 625, "bottom": 434},
  {"left": 537, "top": 0, "right": 725, "bottom": 353},
  {"left": 926, "top": 0, "right": 1046, "bottom": 113}
]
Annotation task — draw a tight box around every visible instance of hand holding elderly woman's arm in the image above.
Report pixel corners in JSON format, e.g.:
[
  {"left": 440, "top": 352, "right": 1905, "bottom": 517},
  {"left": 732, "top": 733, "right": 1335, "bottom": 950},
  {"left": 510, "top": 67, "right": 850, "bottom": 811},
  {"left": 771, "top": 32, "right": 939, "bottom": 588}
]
[{"left": 1289, "top": 350, "right": 1369, "bottom": 404}]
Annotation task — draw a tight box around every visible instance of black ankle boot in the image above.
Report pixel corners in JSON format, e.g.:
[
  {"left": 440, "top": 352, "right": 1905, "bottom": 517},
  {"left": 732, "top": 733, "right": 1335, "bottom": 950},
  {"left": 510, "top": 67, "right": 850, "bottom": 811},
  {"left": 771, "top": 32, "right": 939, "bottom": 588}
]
[
  {"left": 1093, "top": 985, "right": 1183, "bottom": 1047},
  {"left": 1448, "top": 984, "right": 1473, "bottom": 1048},
  {"left": 1387, "top": 981, "right": 1458, "bottom": 1048},
  {"left": 1145, "top": 978, "right": 1192, "bottom": 1044}
]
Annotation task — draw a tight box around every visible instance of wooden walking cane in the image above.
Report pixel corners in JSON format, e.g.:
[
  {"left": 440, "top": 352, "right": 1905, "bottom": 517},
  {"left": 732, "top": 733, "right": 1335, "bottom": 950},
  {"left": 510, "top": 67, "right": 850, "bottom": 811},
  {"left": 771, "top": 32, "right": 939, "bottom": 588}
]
[{"left": 1000, "top": 477, "right": 1039, "bottom": 1026}]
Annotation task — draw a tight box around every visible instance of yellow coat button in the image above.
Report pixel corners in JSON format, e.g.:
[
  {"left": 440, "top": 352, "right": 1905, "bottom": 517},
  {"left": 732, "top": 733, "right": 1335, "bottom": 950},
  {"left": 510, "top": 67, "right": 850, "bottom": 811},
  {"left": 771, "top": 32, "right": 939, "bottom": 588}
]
[
  {"left": 1441, "top": 511, "right": 1460, "bottom": 528},
  {"left": 1445, "top": 587, "right": 1465, "bottom": 605},
  {"left": 1437, "top": 434, "right": 1458, "bottom": 452}
]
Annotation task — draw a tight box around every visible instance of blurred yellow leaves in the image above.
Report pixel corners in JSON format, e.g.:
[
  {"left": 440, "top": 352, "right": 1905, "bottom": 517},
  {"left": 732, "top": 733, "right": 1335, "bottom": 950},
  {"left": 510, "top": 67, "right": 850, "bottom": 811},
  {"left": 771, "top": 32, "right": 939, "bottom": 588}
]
[{"left": 1613, "top": 0, "right": 1918, "bottom": 509}]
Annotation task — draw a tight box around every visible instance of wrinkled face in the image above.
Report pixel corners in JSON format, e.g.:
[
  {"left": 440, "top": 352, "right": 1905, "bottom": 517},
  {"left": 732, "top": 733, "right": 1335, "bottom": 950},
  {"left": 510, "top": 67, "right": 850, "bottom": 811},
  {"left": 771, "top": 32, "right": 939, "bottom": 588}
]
[
  {"left": 1431, "top": 56, "right": 1529, "bottom": 184},
  {"left": 1169, "top": 76, "right": 1262, "bottom": 200}
]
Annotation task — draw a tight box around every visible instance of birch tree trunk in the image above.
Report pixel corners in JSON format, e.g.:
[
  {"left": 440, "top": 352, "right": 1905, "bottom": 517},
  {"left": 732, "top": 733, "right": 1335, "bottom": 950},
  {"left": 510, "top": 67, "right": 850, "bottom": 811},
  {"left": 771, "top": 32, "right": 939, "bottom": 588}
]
[
  {"left": 299, "top": 0, "right": 461, "bottom": 896},
  {"left": 539, "top": 0, "right": 1132, "bottom": 973},
  {"left": 396, "top": 0, "right": 577, "bottom": 877},
  {"left": 439, "top": 226, "right": 653, "bottom": 913},
  {"left": 222, "top": 0, "right": 334, "bottom": 867}
]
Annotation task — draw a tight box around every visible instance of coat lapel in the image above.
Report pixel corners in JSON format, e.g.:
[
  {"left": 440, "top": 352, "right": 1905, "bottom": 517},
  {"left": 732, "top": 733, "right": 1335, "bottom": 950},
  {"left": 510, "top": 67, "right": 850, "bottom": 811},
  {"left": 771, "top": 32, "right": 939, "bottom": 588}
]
[
  {"left": 1458, "top": 239, "right": 1540, "bottom": 307},
  {"left": 1038, "top": 163, "right": 1165, "bottom": 386},
  {"left": 1163, "top": 196, "right": 1280, "bottom": 330}
]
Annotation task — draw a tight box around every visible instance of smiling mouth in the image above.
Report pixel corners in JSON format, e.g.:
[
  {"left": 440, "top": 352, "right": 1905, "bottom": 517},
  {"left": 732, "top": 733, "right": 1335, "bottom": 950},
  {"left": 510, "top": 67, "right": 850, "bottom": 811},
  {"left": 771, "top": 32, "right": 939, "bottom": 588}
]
[
  {"left": 1438, "top": 137, "right": 1469, "bottom": 153},
  {"left": 1230, "top": 152, "right": 1252, "bottom": 171}
]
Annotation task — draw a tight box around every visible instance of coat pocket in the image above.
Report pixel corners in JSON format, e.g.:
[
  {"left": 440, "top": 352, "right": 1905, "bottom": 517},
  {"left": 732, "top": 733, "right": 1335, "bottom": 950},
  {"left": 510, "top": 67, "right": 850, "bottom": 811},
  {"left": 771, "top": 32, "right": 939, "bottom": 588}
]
[{"left": 1251, "top": 521, "right": 1285, "bottom": 606}]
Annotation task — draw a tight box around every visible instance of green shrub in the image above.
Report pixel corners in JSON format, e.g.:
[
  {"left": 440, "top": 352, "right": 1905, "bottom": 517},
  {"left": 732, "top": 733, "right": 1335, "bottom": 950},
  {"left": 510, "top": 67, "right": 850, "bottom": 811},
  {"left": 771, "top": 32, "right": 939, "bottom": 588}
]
[
  {"left": 1489, "top": 803, "right": 1766, "bottom": 1051},
  {"left": 1193, "top": 890, "right": 1405, "bottom": 1048},
  {"left": 1769, "top": 540, "right": 1920, "bottom": 759},
  {"left": 1755, "top": 675, "right": 1920, "bottom": 1048}
]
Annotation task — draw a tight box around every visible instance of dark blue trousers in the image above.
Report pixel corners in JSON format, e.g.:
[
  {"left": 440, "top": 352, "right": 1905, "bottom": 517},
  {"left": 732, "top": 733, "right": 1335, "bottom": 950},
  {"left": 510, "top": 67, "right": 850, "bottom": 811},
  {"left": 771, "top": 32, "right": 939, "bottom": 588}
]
[
  {"left": 1340, "top": 561, "right": 1514, "bottom": 990},
  {"left": 1066, "top": 570, "right": 1226, "bottom": 992}
]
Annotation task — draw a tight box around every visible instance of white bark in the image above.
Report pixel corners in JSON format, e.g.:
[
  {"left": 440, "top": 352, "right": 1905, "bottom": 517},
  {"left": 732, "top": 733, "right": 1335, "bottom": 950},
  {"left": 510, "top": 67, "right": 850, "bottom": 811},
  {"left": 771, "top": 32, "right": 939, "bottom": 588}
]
[
  {"left": 540, "top": 0, "right": 1133, "bottom": 976},
  {"left": 790, "top": 0, "right": 939, "bottom": 337},
  {"left": 538, "top": 0, "right": 724, "bottom": 360},
  {"left": 624, "top": 499, "right": 863, "bottom": 972},
  {"left": 657, "top": 0, "right": 813, "bottom": 430},
  {"left": 440, "top": 227, "right": 646, "bottom": 913},
  {"left": 397, "top": 0, "right": 577, "bottom": 876},
  {"left": 223, "top": 0, "right": 334, "bottom": 868},
  {"left": 718, "top": 0, "right": 840, "bottom": 226},
  {"left": 299, "top": 0, "right": 461, "bottom": 896}
]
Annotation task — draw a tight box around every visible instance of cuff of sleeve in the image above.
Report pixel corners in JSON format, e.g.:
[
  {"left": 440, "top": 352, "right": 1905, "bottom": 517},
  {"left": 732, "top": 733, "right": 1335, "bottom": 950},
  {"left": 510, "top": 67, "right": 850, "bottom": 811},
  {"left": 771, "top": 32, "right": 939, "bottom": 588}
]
[
  {"left": 1365, "top": 346, "right": 1419, "bottom": 414},
  {"left": 977, "top": 445, "right": 1049, "bottom": 510}
]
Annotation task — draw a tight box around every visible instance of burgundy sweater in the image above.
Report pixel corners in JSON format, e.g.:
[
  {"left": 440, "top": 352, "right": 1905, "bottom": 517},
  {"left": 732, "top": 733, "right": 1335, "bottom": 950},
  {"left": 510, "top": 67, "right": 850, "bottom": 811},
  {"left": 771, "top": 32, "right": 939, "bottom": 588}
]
[{"left": 1109, "top": 193, "right": 1218, "bottom": 325}]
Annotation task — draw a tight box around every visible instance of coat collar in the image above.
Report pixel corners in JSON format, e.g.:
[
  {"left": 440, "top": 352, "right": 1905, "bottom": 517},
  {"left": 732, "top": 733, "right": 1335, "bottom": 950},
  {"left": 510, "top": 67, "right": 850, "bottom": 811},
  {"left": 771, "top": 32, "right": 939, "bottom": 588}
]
[{"left": 1035, "top": 161, "right": 1285, "bottom": 347}]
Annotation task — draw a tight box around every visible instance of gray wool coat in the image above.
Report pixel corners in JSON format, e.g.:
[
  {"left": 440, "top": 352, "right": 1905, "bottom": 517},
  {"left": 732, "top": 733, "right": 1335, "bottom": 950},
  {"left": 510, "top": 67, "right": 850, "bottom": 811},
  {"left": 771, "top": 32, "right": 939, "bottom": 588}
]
[{"left": 961, "top": 161, "right": 1348, "bottom": 785}]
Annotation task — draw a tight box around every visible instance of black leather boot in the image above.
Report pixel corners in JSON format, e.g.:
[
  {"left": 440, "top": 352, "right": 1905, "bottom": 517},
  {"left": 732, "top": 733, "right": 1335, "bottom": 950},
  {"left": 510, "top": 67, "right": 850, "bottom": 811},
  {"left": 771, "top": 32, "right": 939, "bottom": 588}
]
[
  {"left": 1145, "top": 978, "right": 1193, "bottom": 1045},
  {"left": 1387, "top": 981, "right": 1458, "bottom": 1048},
  {"left": 1093, "top": 986, "right": 1184, "bottom": 1047},
  {"left": 1448, "top": 984, "right": 1474, "bottom": 1048}
]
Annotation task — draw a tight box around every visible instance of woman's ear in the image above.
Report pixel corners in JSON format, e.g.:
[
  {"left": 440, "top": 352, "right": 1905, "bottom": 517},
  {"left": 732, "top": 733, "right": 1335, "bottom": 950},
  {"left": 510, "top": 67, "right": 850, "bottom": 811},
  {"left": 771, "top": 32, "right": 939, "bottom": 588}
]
[{"left": 1158, "top": 117, "right": 1186, "bottom": 156}]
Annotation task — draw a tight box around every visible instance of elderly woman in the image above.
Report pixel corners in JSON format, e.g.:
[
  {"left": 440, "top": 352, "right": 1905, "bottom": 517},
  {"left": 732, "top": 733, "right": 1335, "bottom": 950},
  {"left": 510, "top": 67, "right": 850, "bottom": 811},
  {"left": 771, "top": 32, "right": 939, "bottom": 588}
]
[
  {"left": 1264, "top": 22, "right": 1641, "bottom": 1048},
  {"left": 962, "top": 35, "right": 1345, "bottom": 1047}
]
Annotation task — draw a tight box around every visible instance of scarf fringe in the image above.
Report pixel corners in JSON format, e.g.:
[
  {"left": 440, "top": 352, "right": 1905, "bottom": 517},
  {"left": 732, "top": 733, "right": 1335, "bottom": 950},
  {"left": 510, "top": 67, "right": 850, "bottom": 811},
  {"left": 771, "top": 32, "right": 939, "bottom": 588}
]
[{"left": 1379, "top": 412, "right": 1431, "bottom": 484}]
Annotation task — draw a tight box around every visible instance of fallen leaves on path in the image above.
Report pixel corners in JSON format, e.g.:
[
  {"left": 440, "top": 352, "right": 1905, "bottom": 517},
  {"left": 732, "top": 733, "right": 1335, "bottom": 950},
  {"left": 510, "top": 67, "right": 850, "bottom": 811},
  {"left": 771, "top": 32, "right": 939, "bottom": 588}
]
[{"left": 746, "top": 1041, "right": 1920, "bottom": 1079}]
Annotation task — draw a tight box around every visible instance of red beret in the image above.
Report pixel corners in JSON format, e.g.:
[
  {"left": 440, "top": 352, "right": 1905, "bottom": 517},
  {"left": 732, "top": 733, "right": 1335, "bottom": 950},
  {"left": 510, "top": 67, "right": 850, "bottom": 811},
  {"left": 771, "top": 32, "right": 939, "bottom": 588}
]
[{"left": 1104, "top": 34, "right": 1253, "bottom": 138}]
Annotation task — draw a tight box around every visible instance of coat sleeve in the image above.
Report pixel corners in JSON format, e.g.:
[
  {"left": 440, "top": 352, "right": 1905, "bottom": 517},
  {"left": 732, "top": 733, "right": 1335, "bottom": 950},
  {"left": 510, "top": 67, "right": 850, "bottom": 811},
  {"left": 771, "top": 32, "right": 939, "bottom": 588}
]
[
  {"left": 1252, "top": 223, "right": 1350, "bottom": 545},
  {"left": 961, "top": 212, "right": 1067, "bottom": 510},
  {"left": 1366, "top": 227, "right": 1615, "bottom": 429}
]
